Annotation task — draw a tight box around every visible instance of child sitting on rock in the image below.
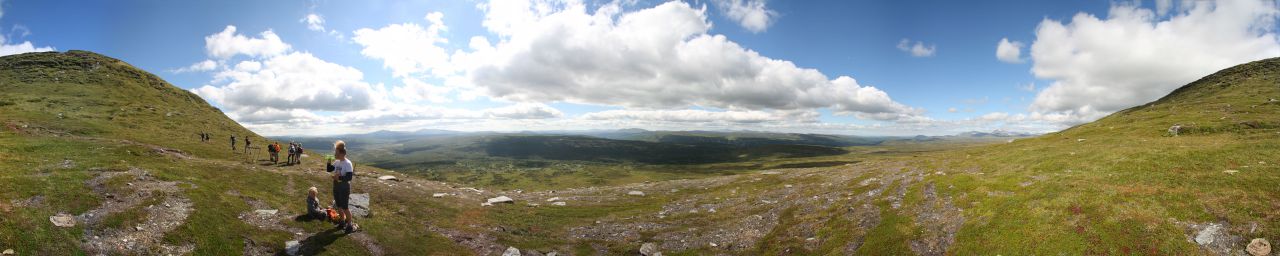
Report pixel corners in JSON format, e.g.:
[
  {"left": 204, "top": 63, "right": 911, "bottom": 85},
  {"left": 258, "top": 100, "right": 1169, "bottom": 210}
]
[{"left": 307, "top": 187, "right": 326, "bottom": 221}]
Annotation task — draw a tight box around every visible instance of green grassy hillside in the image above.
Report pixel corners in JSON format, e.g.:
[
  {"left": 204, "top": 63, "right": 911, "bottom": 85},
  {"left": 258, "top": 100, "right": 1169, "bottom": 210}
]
[{"left": 0, "top": 50, "right": 261, "bottom": 159}]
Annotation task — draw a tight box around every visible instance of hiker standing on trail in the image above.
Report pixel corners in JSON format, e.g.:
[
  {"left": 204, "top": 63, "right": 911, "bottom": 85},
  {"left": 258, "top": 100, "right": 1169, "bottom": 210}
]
[
  {"left": 327, "top": 140, "right": 358, "bottom": 233},
  {"left": 287, "top": 143, "right": 296, "bottom": 165},
  {"left": 230, "top": 135, "right": 236, "bottom": 151},
  {"left": 244, "top": 136, "right": 252, "bottom": 155}
]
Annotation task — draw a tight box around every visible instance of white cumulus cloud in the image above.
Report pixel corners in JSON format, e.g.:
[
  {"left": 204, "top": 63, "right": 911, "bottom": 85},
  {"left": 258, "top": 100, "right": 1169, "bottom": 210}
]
[
  {"left": 302, "top": 13, "right": 325, "bottom": 32},
  {"left": 0, "top": 37, "right": 54, "bottom": 57},
  {"left": 715, "top": 0, "right": 777, "bottom": 33},
  {"left": 453, "top": 1, "right": 920, "bottom": 121},
  {"left": 352, "top": 12, "right": 452, "bottom": 78},
  {"left": 193, "top": 52, "right": 377, "bottom": 113},
  {"left": 1027, "top": 0, "right": 1280, "bottom": 125},
  {"left": 172, "top": 59, "right": 218, "bottom": 73},
  {"left": 995, "top": 38, "right": 1024, "bottom": 63},
  {"left": 204, "top": 25, "right": 292, "bottom": 60},
  {"left": 897, "top": 38, "right": 936, "bottom": 57}
]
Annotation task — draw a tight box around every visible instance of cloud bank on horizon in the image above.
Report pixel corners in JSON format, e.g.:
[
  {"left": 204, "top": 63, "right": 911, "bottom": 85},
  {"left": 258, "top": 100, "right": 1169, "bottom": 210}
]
[{"left": 0, "top": 0, "right": 1278, "bottom": 136}]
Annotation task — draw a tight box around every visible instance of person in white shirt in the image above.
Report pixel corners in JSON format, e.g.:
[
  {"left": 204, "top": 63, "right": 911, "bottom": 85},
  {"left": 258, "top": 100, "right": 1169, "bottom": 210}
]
[{"left": 326, "top": 140, "right": 358, "bottom": 232}]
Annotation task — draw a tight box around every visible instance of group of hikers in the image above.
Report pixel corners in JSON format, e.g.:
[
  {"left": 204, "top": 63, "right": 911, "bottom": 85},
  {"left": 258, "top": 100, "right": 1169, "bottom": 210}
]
[
  {"left": 200, "top": 132, "right": 359, "bottom": 233},
  {"left": 267, "top": 141, "right": 305, "bottom": 165},
  {"left": 211, "top": 133, "right": 305, "bottom": 166}
]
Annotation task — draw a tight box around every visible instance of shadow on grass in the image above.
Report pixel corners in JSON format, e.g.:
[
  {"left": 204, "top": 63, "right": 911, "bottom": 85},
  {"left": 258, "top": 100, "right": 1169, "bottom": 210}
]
[{"left": 272, "top": 228, "right": 349, "bottom": 256}]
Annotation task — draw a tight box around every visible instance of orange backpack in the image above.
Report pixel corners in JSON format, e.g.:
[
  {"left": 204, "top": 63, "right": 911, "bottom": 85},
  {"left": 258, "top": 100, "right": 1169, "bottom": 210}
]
[{"left": 326, "top": 208, "right": 339, "bottom": 221}]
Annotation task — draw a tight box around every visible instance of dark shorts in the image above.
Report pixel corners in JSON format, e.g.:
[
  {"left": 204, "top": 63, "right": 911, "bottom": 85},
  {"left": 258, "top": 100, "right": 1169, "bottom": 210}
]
[{"left": 333, "top": 181, "right": 351, "bottom": 209}]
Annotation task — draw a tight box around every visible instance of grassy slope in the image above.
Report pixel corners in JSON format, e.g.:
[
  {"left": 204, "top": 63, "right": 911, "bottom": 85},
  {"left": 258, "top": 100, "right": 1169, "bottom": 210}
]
[
  {"left": 923, "top": 57, "right": 1280, "bottom": 254},
  {"left": 0, "top": 51, "right": 467, "bottom": 254}
]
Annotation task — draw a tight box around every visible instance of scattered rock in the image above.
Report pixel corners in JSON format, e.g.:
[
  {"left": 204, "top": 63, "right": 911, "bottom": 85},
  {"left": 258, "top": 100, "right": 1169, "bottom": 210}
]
[
  {"left": 483, "top": 196, "right": 515, "bottom": 206},
  {"left": 285, "top": 240, "right": 301, "bottom": 256},
  {"left": 432, "top": 193, "right": 448, "bottom": 198},
  {"left": 2, "top": 249, "right": 12, "bottom": 255},
  {"left": 640, "top": 242, "right": 661, "bottom": 256},
  {"left": 377, "top": 175, "right": 399, "bottom": 181},
  {"left": 546, "top": 197, "right": 561, "bottom": 202},
  {"left": 761, "top": 171, "right": 781, "bottom": 175},
  {"left": 784, "top": 184, "right": 793, "bottom": 188},
  {"left": 1248, "top": 238, "right": 1271, "bottom": 256},
  {"left": 503, "top": 246, "right": 521, "bottom": 256},
  {"left": 50, "top": 213, "right": 75, "bottom": 227},
  {"left": 552, "top": 202, "right": 566, "bottom": 206},
  {"left": 1076, "top": 138, "right": 1086, "bottom": 142},
  {"left": 1169, "top": 125, "right": 1182, "bottom": 136},
  {"left": 350, "top": 193, "right": 371, "bottom": 217},
  {"left": 1190, "top": 222, "right": 1240, "bottom": 255},
  {"left": 546, "top": 252, "right": 557, "bottom": 256},
  {"left": 1224, "top": 170, "right": 1239, "bottom": 174},
  {"left": 627, "top": 191, "right": 646, "bottom": 196},
  {"left": 254, "top": 209, "right": 278, "bottom": 216}
]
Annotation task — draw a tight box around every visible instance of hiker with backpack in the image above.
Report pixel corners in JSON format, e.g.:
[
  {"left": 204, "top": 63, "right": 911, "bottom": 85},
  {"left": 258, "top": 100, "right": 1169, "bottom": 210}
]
[
  {"left": 326, "top": 140, "right": 358, "bottom": 232},
  {"left": 230, "top": 135, "right": 236, "bottom": 151},
  {"left": 268, "top": 142, "right": 278, "bottom": 164}
]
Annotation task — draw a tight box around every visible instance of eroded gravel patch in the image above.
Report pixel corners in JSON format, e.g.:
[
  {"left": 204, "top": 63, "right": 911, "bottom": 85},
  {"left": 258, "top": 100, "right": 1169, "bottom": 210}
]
[{"left": 79, "top": 167, "right": 195, "bottom": 255}]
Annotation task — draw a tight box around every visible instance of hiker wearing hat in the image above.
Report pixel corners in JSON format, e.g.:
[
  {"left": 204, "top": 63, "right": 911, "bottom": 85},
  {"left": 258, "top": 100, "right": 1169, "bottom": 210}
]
[{"left": 326, "top": 140, "right": 358, "bottom": 232}]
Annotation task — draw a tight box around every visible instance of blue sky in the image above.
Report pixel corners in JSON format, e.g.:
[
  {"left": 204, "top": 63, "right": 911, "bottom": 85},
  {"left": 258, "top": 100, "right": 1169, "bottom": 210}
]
[{"left": 2, "top": 0, "right": 1277, "bottom": 136}]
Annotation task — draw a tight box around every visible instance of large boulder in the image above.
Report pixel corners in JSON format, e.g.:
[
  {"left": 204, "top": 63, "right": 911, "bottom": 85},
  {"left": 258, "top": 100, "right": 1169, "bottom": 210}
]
[{"left": 349, "top": 193, "right": 371, "bottom": 217}]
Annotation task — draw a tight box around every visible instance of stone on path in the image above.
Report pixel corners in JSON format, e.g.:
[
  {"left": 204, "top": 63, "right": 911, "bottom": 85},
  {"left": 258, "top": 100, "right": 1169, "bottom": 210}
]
[
  {"left": 502, "top": 246, "right": 521, "bottom": 256},
  {"left": 552, "top": 202, "right": 566, "bottom": 206},
  {"left": 627, "top": 190, "right": 645, "bottom": 196},
  {"left": 640, "top": 242, "right": 661, "bottom": 256},
  {"left": 1195, "top": 223, "right": 1222, "bottom": 246},
  {"left": 545, "top": 197, "right": 561, "bottom": 202},
  {"left": 377, "top": 175, "right": 398, "bottom": 181},
  {"left": 285, "top": 240, "right": 301, "bottom": 256},
  {"left": 2, "top": 249, "right": 13, "bottom": 255},
  {"left": 483, "top": 196, "right": 514, "bottom": 206},
  {"left": 50, "top": 213, "right": 75, "bottom": 227},
  {"left": 349, "top": 193, "right": 371, "bottom": 217},
  {"left": 432, "top": 193, "right": 448, "bottom": 198},
  {"left": 1248, "top": 238, "right": 1271, "bottom": 256},
  {"left": 254, "top": 209, "right": 278, "bottom": 216}
]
